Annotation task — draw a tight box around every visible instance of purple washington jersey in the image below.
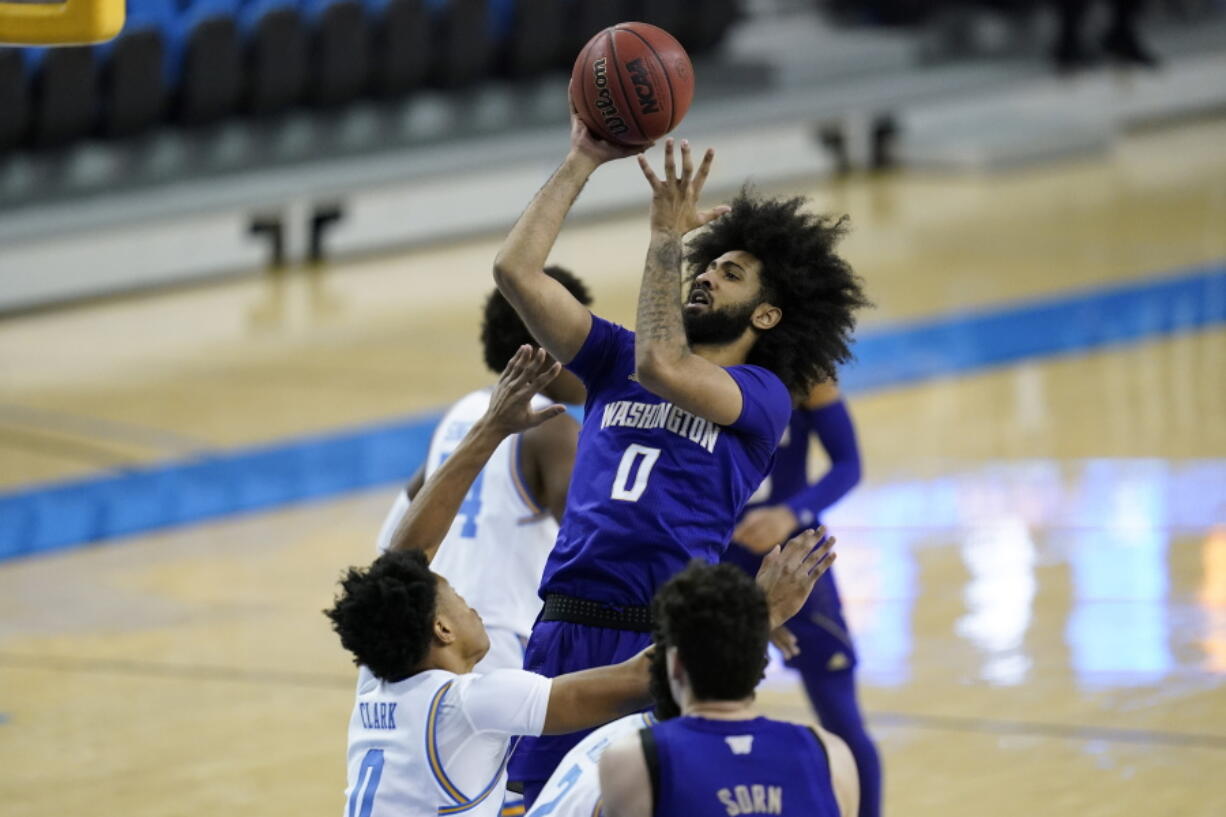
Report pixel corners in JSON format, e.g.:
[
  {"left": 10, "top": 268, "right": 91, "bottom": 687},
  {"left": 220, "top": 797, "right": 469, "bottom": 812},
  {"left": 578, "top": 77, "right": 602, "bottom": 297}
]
[
  {"left": 543, "top": 315, "right": 792, "bottom": 606},
  {"left": 649, "top": 716, "right": 841, "bottom": 817}
]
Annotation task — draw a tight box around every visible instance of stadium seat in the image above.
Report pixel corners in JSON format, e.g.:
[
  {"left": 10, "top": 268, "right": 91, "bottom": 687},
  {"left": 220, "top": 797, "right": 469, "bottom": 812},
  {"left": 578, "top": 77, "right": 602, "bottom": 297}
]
[
  {"left": 24, "top": 46, "right": 99, "bottom": 148},
  {"left": 426, "top": 0, "right": 491, "bottom": 88},
  {"left": 97, "top": 0, "right": 176, "bottom": 137},
  {"left": 679, "top": 0, "right": 740, "bottom": 54},
  {"left": 560, "top": 0, "right": 627, "bottom": 67},
  {"left": 302, "top": 0, "right": 371, "bottom": 106},
  {"left": 365, "top": 0, "right": 430, "bottom": 97},
  {"left": 172, "top": 0, "right": 244, "bottom": 125},
  {"left": 626, "top": 0, "right": 686, "bottom": 44},
  {"left": 237, "top": 0, "right": 309, "bottom": 114},
  {"left": 0, "top": 48, "right": 29, "bottom": 150},
  {"left": 490, "top": 0, "right": 564, "bottom": 78}
]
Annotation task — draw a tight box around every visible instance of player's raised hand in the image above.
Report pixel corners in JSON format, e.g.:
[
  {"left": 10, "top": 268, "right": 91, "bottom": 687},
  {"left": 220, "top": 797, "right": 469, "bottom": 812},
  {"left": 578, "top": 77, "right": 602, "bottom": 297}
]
[
  {"left": 637, "top": 138, "right": 730, "bottom": 236},
  {"left": 485, "top": 345, "right": 567, "bottom": 436},
  {"left": 568, "top": 83, "right": 651, "bottom": 166},
  {"left": 755, "top": 527, "right": 837, "bottom": 632}
]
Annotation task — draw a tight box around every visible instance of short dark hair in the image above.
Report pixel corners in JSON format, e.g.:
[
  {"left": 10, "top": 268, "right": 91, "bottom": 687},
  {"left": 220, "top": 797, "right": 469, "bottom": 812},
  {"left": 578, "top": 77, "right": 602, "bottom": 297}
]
[
  {"left": 651, "top": 561, "right": 770, "bottom": 703},
  {"left": 324, "top": 550, "right": 438, "bottom": 683},
  {"left": 481, "top": 266, "right": 592, "bottom": 373},
  {"left": 686, "top": 188, "right": 870, "bottom": 396}
]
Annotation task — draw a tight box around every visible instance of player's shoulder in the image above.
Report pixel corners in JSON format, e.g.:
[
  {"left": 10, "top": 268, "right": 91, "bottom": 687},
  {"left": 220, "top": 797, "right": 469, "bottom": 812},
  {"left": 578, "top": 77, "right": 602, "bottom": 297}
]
[
  {"left": 411, "top": 668, "right": 461, "bottom": 690},
  {"left": 773, "top": 717, "right": 852, "bottom": 762},
  {"left": 362, "top": 668, "right": 457, "bottom": 706},
  {"left": 596, "top": 728, "right": 652, "bottom": 808},
  {"left": 728, "top": 362, "right": 790, "bottom": 397},
  {"left": 802, "top": 379, "right": 841, "bottom": 409},
  {"left": 589, "top": 711, "right": 655, "bottom": 745},
  {"left": 584, "top": 314, "right": 637, "bottom": 355},
  {"left": 450, "top": 668, "right": 550, "bottom": 699},
  {"left": 432, "top": 389, "right": 493, "bottom": 434}
]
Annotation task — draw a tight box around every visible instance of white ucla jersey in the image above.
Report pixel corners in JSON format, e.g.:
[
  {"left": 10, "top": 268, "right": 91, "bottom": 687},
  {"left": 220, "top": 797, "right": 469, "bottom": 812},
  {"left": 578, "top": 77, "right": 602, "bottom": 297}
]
[
  {"left": 344, "top": 666, "right": 551, "bottom": 817},
  {"left": 525, "top": 711, "right": 657, "bottom": 817},
  {"left": 376, "top": 388, "right": 560, "bottom": 640}
]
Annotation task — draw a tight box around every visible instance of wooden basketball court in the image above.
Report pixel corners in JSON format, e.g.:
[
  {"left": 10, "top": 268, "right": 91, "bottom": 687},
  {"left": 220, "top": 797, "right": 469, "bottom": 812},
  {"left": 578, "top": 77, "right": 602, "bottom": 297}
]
[{"left": 1, "top": 117, "right": 1223, "bottom": 817}]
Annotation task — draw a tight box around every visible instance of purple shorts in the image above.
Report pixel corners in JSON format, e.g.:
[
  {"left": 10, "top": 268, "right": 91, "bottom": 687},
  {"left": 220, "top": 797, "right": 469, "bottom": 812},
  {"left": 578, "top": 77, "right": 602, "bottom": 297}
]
[{"left": 508, "top": 619, "right": 652, "bottom": 794}]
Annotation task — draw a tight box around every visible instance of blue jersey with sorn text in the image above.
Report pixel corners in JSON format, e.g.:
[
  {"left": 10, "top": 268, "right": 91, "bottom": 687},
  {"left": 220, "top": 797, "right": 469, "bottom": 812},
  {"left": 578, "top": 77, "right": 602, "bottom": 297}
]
[
  {"left": 649, "top": 716, "right": 841, "bottom": 817},
  {"left": 541, "top": 315, "right": 792, "bottom": 606}
]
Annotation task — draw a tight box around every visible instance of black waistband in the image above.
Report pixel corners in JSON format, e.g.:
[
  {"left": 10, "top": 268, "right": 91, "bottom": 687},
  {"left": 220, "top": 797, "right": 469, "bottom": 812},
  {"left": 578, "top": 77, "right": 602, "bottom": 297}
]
[{"left": 541, "top": 594, "right": 654, "bottom": 633}]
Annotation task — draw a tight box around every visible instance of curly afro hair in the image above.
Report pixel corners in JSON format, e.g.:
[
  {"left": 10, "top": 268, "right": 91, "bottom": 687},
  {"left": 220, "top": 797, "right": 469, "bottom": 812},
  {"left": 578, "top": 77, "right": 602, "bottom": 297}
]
[
  {"left": 651, "top": 560, "right": 770, "bottom": 703},
  {"left": 686, "top": 188, "right": 870, "bottom": 396},
  {"left": 324, "top": 550, "right": 438, "bottom": 683},
  {"left": 481, "top": 266, "right": 592, "bottom": 373}
]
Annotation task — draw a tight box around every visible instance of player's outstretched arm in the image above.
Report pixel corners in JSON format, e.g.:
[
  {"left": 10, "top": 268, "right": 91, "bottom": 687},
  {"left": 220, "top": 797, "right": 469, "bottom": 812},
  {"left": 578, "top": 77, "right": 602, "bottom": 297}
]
[
  {"left": 634, "top": 139, "right": 745, "bottom": 425},
  {"left": 405, "top": 465, "right": 425, "bottom": 500},
  {"left": 541, "top": 648, "right": 653, "bottom": 735},
  {"left": 733, "top": 382, "right": 861, "bottom": 554},
  {"left": 598, "top": 734, "right": 653, "bottom": 817},
  {"left": 493, "top": 106, "right": 646, "bottom": 364},
  {"left": 387, "top": 347, "right": 564, "bottom": 561}
]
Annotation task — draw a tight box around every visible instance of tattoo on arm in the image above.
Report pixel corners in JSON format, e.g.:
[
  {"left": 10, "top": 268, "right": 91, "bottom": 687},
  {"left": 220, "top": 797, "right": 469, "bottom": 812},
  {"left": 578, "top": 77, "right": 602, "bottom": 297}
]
[{"left": 636, "top": 233, "right": 687, "bottom": 350}]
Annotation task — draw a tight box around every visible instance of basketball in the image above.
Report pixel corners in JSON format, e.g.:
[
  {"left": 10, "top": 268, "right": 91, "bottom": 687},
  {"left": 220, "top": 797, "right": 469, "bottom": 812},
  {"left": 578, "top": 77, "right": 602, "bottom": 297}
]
[{"left": 569, "top": 22, "right": 695, "bottom": 147}]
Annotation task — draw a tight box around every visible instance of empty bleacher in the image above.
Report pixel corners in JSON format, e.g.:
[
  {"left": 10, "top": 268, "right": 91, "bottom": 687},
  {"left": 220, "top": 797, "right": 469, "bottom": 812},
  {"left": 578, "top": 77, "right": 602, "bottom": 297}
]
[{"left": 0, "top": 0, "right": 741, "bottom": 152}]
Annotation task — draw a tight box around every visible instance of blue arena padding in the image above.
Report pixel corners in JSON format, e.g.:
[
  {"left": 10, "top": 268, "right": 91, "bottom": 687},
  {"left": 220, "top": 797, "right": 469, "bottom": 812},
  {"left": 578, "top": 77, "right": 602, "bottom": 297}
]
[{"left": 0, "top": 262, "right": 1222, "bottom": 560}]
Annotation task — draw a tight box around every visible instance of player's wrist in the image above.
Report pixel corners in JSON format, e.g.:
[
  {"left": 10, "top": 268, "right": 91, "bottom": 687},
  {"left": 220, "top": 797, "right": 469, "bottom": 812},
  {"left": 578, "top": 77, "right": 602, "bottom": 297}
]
[
  {"left": 469, "top": 415, "right": 512, "bottom": 447},
  {"left": 781, "top": 500, "right": 813, "bottom": 529},
  {"left": 563, "top": 149, "right": 602, "bottom": 175},
  {"left": 649, "top": 225, "right": 684, "bottom": 240}
]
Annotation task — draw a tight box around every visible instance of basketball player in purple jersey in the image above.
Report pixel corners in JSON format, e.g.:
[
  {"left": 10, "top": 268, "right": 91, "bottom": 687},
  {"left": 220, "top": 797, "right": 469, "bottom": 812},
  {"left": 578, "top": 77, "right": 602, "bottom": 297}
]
[
  {"left": 599, "top": 561, "right": 859, "bottom": 817},
  {"left": 494, "top": 114, "right": 869, "bottom": 805},
  {"left": 727, "top": 380, "right": 882, "bottom": 817}
]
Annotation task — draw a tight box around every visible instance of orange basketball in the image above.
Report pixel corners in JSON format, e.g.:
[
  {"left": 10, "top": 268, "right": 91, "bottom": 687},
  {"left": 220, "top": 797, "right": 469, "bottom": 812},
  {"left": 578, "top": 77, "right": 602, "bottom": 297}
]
[{"left": 569, "top": 21, "right": 695, "bottom": 147}]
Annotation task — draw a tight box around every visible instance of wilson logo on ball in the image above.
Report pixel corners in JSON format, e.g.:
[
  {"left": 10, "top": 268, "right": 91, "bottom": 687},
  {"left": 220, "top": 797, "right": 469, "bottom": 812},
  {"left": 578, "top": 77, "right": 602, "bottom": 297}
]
[
  {"left": 592, "top": 57, "right": 630, "bottom": 138},
  {"left": 625, "top": 58, "right": 661, "bottom": 115}
]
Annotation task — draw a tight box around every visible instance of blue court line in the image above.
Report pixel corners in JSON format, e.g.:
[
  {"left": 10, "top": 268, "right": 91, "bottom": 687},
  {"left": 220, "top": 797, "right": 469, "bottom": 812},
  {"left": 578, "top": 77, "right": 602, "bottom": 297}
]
[
  {"left": 1, "top": 262, "right": 1222, "bottom": 561},
  {"left": 840, "top": 263, "right": 1226, "bottom": 393}
]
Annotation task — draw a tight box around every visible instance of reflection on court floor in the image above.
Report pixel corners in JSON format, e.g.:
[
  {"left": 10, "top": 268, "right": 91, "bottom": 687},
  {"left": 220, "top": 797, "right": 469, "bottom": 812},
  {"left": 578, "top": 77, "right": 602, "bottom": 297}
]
[{"left": 765, "top": 459, "right": 1224, "bottom": 693}]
